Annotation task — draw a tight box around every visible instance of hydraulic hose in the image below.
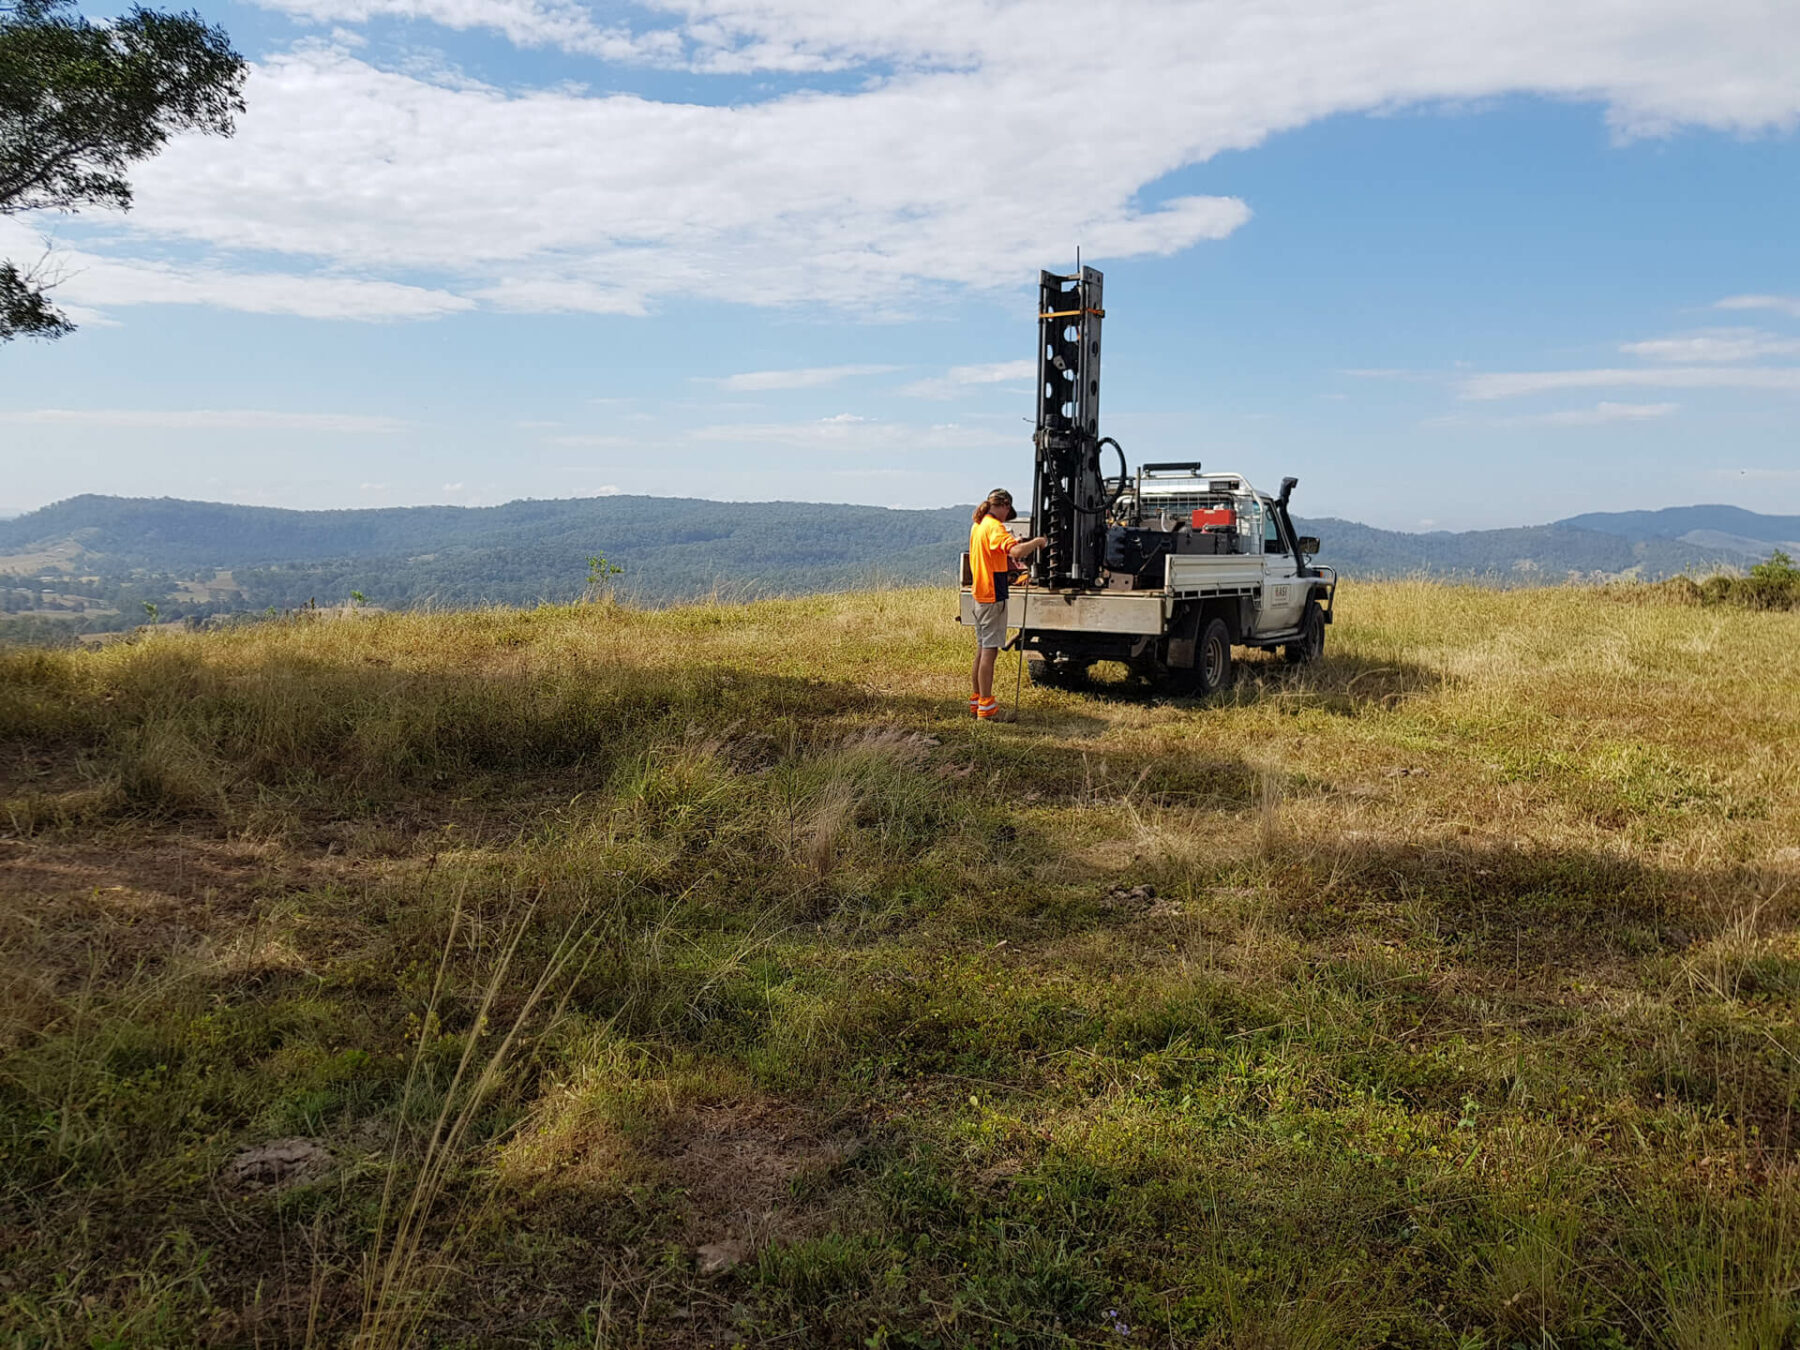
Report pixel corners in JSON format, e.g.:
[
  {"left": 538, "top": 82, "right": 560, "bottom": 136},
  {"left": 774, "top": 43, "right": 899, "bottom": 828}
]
[
  {"left": 1100, "top": 437, "right": 1129, "bottom": 513},
  {"left": 1073, "top": 437, "right": 1130, "bottom": 516}
]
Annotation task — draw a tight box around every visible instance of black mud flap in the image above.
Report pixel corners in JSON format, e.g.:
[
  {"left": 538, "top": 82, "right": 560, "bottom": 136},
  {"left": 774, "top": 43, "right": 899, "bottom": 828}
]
[{"left": 1164, "top": 602, "right": 1203, "bottom": 669}]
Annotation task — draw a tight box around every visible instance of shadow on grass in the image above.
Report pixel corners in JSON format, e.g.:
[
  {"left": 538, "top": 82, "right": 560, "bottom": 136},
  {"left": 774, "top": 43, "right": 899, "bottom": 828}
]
[
  {"left": 0, "top": 651, "right": 1079, "bottom": 820},
  {"left": 1067, "top": 648, "right": 1443, "bottom": 714},
  {"left": 1245, "top": 835, "right": 1800, "bottom": 1146},
  {"left": 1266, "top": 833, "right": 1791, "bottom": 964}
]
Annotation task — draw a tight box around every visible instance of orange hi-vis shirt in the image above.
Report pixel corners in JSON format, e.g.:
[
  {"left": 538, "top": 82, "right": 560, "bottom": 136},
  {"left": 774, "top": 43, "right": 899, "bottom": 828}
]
[{"left": 969, "top": 515, "right": 1017, "bottom": 604}]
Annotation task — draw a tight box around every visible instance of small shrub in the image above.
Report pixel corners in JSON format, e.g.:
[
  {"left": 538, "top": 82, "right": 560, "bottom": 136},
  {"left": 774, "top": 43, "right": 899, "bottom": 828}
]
[
  {"left": 1685, "top": 550, "right": 1800, "bottom": 611},
  {"left": 1738, "top": 548, "right": 1800, "bottom": 609}
]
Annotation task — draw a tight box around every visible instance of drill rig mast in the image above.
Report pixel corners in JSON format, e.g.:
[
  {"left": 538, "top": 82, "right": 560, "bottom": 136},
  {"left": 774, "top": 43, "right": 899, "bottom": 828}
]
[{"left": 1030, "top": 267, "right": 1116, "bottom": 589}]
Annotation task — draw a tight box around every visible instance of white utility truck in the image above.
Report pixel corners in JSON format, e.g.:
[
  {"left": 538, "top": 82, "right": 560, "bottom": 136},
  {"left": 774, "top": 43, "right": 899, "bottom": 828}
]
[{"left": 958, "top": 267, "right": 1337, "bottom": 695}]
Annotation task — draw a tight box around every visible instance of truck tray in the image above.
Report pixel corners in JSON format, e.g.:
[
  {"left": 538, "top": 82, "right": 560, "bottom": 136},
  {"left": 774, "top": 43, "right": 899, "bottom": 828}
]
[{"left": 958, "top": 587, "right": 1165, "bottom": 635}]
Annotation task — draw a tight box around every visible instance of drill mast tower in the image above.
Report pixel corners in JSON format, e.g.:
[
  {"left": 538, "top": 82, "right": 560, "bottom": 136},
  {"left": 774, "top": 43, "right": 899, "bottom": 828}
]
[{"left": 1029, "top": 267, "right": 1112, "bottom": 589}]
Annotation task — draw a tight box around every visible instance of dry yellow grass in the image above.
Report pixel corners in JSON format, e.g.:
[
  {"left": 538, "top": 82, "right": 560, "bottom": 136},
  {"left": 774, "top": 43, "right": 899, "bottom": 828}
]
[{"left": 1, "top": 579, "right": 1796, "bottom": 1347}]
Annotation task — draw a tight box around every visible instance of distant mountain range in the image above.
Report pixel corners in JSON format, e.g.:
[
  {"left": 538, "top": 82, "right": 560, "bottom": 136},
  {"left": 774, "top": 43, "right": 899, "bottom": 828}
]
[
  {"left": 1561, "top": 504, "right": 1800, "bottom": 559},
  {"left": 1295, "top": 504, "right": 1799, "bottom": 581},
  {"left": 1, "top": 494, "right": 1792, "bottom": 638}
]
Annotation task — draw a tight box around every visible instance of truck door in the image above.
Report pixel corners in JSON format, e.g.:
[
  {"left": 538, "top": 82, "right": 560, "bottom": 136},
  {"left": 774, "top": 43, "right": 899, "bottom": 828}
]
[{"left": 1253, "top": 502, "right": 1307, "bottom": 636}]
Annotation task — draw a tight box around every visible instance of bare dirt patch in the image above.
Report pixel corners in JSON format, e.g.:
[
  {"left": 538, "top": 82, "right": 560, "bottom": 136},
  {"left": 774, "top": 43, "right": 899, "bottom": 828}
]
[
  {"left": 658, "top": 1099, "right": 865, "bottom": 1266},
  {"left": 0, "top": 831, "right": 406, "bottom": 1049}
]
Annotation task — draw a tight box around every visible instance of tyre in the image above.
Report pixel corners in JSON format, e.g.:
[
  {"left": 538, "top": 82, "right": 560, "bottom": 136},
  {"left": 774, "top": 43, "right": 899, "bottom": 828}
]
[
  {"left": 1283, "top": 603, "right": 1325, "bottom": 665},
  {"left": 1028, "top": 655, "right": 1086, "bottom": 688},
  {"left": 1187, "top": 617, "right": 1234, "bottom": 697}
]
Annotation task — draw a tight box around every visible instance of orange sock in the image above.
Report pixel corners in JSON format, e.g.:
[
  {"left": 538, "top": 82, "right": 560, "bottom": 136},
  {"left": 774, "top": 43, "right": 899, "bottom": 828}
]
[{"left": 976, "top": 697, "right": 998, "bottom": 719}]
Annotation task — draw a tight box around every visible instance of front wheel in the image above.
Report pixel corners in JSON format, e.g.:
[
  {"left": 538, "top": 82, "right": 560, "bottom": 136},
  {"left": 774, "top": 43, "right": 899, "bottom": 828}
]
[{"left": 1283, "top": 603, "right": 1325, "bottom": 665}]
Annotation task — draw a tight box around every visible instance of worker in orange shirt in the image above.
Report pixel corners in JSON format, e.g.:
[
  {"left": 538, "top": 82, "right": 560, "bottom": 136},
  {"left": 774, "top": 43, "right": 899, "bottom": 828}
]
[{"left": 968, "top": 488, "right": 1047, "bottom": 720}]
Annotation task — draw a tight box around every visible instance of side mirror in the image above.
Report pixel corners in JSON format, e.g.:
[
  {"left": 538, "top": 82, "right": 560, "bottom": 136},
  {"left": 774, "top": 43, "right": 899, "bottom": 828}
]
[{"left": 1296, "top": 536, "right": 1320, "bottom": 556}]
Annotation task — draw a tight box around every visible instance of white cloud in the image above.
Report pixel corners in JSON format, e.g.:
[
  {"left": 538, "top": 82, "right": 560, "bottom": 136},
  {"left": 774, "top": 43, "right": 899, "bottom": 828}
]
[
  {"left": 0, "top": 221, "right": 471, "bottom": 321},
  {"left": 111, "top": 43, "right": 1253, "bottom": 316},
  {"left": 1459, "top": 367, "right": 1800, "bottom": 400},
  {"left": 16, "top": 3, "right": 1800, "bottom": 320},
  {"left": 1621, "top": 328, "right": 1800, "bottom": 362},
  {"left": 904, "top": 359, "right": 1037, "bottom": 399},
  {"left": 716, "top": 363, "right": 899, "bottom": 391},
  {"left": 1512, "top": 400, "right": 1680, "bottom": 426},
  {"left": 1716, "top": 294, "right": 1800, "bottom": 318},
  {"left": 470, "top": 277, "right": 647, "bottom": 316},
  {"left": 543, "top": 433, "right": 633, "bottom": 446},
  {"left": 691, "top": 413, "right": 1014, "bottom": 451},
  {"left": 0, "top": 408, "right": 409, "bottom": 431}
]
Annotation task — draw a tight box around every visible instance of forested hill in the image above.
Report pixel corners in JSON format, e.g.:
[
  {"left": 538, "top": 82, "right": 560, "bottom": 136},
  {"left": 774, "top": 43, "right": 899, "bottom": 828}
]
[
  {"left": 0, "top": 494, "right": 971, "bottom": 580},
  {"left": 0, "top": 492, "right": 1784, "bottom": 638},
  {"left": 1559, "top": 504, "right": 1800, "bottom": 556},
  {"left": 1290, "top": 516, "right": 1741, "bottom": 580}
]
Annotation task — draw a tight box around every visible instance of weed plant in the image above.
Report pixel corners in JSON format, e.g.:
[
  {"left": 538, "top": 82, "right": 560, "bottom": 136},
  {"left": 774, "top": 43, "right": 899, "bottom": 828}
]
[{"left": 0, "top": 582, "right": 1797, "bottom": 1347}]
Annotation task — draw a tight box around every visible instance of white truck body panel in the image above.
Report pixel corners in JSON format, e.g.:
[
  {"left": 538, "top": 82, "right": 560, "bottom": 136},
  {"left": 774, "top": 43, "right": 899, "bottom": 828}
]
[
  {"left": 958, "top": 587, "right": 1166, "bottom": 635},
  {"left": 1163, "top": 553, "right": 1267, "bottom": 593}
]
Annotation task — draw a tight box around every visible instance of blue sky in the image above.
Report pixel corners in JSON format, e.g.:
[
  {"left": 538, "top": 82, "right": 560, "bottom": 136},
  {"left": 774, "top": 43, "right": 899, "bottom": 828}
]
[{"left": 2, "top": 0, "right": 1797, "bottom": 529}]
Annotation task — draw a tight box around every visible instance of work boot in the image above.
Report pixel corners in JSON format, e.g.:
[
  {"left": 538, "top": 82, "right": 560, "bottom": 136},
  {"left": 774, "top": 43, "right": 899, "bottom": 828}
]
[
  {"left": 975, "top": 697, "right": 1000, "bottom": 720},
  {"left": 969, "top": 694, "right": 981, "bottom": 718}
]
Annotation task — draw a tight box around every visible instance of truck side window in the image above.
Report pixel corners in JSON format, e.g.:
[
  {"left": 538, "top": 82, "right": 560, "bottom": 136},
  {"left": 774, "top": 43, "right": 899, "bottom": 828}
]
[{"left": 1264, "top": 512, "right": 1286, "bottom": 555}]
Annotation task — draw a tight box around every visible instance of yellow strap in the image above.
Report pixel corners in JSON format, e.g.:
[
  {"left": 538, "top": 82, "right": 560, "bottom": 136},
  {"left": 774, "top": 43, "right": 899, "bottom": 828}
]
[{"left": 1039, "top": 307, "right": 1106, "bottom": 319}]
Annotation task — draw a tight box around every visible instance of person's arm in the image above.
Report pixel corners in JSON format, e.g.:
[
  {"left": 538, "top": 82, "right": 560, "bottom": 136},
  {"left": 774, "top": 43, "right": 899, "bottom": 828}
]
[{"left": 1007, "top": 535, "right": 1048, "bottom": 562}]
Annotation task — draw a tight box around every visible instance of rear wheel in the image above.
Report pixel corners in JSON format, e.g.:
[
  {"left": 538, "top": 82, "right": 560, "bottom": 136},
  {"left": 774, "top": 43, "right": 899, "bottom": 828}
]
[
  {"left": 1028, "top": 655, "right": 1087, "bottom": 688},
  {"left": 1183, "top": 617, "right": 1234, "bottom": 697},
  {"left": 1283, "top": 603, "right": 1325, "bottom": 665}
]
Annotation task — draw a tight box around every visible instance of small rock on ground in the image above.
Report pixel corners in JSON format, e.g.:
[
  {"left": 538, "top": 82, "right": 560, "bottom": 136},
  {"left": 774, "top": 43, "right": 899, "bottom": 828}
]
[
  {"left": 696, "top": 1239, "right": 750, "bottom": 1275},
  {"left": 224, "top": 1138, "right": 334, "bottom": 1194},
  {"left": 1103, "top": 884, "right": 1157, "bottom": 910}
]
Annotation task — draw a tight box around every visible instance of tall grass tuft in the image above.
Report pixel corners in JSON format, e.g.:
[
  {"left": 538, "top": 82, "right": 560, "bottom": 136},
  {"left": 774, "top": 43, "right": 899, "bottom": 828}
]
[{"left": 355, "top": 883, "right": 603, "bottom": 1349}]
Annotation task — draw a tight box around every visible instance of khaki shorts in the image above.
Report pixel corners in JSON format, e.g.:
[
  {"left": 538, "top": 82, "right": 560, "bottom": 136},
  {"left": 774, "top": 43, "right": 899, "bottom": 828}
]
[{"left": 972, "top": 600, "right": 1008, "bottom": 649}]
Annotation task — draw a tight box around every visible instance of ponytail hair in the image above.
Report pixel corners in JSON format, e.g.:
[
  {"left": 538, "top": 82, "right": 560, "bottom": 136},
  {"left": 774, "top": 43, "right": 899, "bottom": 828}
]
[{"left": 974, "top": 487, "right": 1014, "bottom": 523}]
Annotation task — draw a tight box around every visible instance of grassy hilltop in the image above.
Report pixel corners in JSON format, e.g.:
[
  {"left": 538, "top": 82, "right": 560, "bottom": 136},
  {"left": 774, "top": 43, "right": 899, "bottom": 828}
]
[{"left": 2, "top": 582, "right": 1797, "bottom": 1347}]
